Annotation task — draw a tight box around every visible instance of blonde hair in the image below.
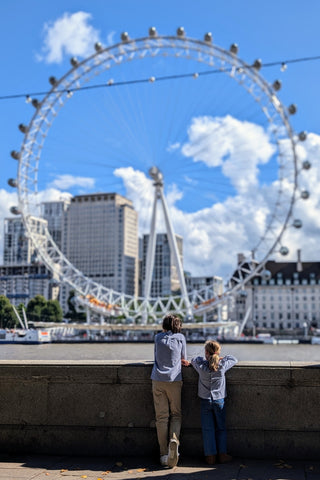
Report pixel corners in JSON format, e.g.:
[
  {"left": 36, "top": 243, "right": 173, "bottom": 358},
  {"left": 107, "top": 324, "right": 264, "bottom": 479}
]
[{"left": 205, "top": 340, "right": 221, "bottom": 371}]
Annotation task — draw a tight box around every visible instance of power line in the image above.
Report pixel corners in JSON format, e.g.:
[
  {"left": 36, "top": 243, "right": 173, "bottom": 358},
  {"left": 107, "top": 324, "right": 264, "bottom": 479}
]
[{"left": 1, "top": 54, "right": 320, "bottom": 101}]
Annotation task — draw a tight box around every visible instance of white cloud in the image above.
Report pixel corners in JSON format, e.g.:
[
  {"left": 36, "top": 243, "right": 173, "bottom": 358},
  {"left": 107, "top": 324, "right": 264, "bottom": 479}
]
[
  {"left": 167, "top": 142, "right": 181, "bottom": 152},
  {"left": 1, "top": 124, "right": 319, "bottom": 285},
  {"left": 181, "top": 115, "right": 275, "bottom": 194},
  {"left": 37, "top": 12, "right": 100, "bottom": 63},
  {"left": 49, "top": 174, "right": 95, "bottom": 190},
  {"left": 106, "top": 31, "right": 116, "bottom": 46},
  {"left": 114, "top": 131, "right": 320, "bottom": 279}
]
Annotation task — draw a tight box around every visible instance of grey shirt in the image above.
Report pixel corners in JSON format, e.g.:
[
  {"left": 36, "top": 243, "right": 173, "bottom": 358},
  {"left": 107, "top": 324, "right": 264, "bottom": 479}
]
[
  {"left": 151, "top": 331, "right": 187, "bottom": 382},
  {"left": 191, "top": 355, "right": 238, "bottom": 400}
]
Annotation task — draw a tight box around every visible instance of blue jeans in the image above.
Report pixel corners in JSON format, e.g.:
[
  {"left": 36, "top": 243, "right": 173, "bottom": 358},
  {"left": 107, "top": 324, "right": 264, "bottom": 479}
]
[{"left": 200, "top": 398, "right": 227, "bottom": 456}]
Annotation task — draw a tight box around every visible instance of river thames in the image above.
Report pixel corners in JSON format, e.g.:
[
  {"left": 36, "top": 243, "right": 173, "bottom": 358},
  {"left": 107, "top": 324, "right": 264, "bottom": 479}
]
[{"left": 0, "top": 342, "right": 320, "bottom": 362}]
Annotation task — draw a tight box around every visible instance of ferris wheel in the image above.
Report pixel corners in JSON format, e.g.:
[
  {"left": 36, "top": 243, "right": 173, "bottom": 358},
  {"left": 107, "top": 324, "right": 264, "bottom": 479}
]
[{"left": 8, "top": 27, "right": 310, "bottom": 321}]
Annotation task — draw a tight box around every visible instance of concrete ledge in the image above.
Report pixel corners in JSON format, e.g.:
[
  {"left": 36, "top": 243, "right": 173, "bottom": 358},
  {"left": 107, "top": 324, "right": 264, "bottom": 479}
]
[{"left": 0, "top": 361, "right": 319, "bottom": 458}]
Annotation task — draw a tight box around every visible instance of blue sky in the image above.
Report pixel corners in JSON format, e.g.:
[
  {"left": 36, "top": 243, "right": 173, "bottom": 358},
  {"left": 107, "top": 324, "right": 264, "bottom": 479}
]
[{"left": 1, "top": 0, "right": 320, "bottom": 279}]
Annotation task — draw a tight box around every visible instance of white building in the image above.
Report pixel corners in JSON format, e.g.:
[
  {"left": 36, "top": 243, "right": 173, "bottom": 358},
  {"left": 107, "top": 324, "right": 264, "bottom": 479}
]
[
  {"left": 186, "top": 275, "right": 226, "bottom": 322},
  {"left": 186, "top": 275, "right": 224, "bottom": 296},
  {"left": 3, "top": 216, "right": 46, "bottom": 265},
  {"left": 141, "top": 233, "right": 183, "bottom": 297},
  {"left": 0, "top": 217, "right": 58, "bottom": 307},
  {"left": 230, "top": 255, "right": 320, "bottom": 333},
  {"left": 41, "top": 199, "right": 71, "bottom": 312},
  {"left": 41, "top": 199, "right": 71, "bottom": 251},
  {"left": 64, "top": 193, "right": 139, "bottom": 296}
]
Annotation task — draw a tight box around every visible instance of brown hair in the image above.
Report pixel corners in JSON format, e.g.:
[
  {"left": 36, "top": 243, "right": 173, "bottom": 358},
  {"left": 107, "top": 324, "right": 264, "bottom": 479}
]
[
  {"left": 162, "top": 314, "right": 182, "bottom": 334},
  {"left": 205, "top": 340, "right": 221, "bottom": 371}
]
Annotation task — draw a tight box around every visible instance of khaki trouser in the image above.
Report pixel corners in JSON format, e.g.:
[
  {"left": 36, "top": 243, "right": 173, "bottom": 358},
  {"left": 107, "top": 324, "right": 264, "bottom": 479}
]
[{"left": 152, "top": 380, "right": 183, "bottom": 455}]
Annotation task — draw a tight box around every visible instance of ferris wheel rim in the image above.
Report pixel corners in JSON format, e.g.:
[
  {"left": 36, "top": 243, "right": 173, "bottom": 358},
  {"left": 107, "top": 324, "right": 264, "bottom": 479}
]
[{"left": 13, "top": 31, "right": 302, "bottom": 319}]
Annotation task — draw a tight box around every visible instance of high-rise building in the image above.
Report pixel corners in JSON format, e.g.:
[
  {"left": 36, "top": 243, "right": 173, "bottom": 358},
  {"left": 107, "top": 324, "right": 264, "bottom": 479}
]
[
  {"left": 41, "top": 199, "right": 71, "bottom": 251},
  {"left": 0, "top": 217, "right": 58, "bottom": 307},
  {"left": 64, "top": 193, "right": 139, "bottom": 296},
  {"left": 3, "top": 217, "right": 46, "bottom": 265},
  {"left": 41, "top": 199, "right": 71, "bottom": 312},
  {"left": 141, "top": 232, "right": 183, "bottom": 297}
]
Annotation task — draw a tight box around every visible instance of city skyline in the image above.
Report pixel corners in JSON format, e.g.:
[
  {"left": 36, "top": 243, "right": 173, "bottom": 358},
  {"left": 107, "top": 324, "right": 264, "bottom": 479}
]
[{"left": 1, "top": 1, "right": 320, "bottom": 282}]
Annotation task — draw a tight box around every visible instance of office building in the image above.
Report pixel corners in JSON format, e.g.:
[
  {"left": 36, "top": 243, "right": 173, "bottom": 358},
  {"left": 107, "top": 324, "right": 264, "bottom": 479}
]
[
  {"left": 64, "top": 193, "right": 139, "bottom": 296},
  {"left": 41, "top": 199, "right": 71, "bottom": 251},
  {"left": 141, "top": 232, "right": 183, "bottom": 297},
  {"left": 0, "top": 217, "right": 58, "bottom": 306}
]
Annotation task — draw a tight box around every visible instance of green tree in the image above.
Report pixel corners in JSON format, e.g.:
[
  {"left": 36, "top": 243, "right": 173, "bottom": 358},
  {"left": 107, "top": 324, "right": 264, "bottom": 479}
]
[
  {"left": 42, "top": 299, "right": 63, "bottom": 322},
  {"left": 0, "top": 296, "right": 18, "bottom": 329},
  {"left": 26, "top": 295, "right": 47, "bottom": 322}
]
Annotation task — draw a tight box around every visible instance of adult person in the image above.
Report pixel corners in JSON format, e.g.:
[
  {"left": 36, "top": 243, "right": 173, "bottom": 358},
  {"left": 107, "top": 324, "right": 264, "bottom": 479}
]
[{"left": 151, "top": 314, "right": 188, "bottom": 468}]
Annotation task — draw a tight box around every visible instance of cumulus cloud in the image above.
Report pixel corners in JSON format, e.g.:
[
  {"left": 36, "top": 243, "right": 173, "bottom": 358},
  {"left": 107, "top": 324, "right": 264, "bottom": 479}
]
[
  {"left": 114, "top": 131, "right": 320, "bottom": 279},
  {"left": 181, "top": 115, "right": 275, "bottom": 194},
  {"left": 48, "top": 174, "right": 95, "bottom": 190},
  {"left": 1, "top": 119, "right": 319, "bottom": 283},
  {"left": 37, "top": 12, "right": 100, "bottom": 63}
]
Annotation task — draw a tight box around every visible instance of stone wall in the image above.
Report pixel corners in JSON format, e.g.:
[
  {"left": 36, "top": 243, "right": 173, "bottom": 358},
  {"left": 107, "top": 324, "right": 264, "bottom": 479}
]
[{"left": 0, "top": 360, "right": 319, "bottom": 459}]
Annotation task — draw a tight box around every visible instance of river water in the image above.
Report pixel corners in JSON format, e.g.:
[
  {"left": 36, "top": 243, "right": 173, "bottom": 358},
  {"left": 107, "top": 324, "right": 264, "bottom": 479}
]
[{"left": 0, "top": 342, "right": 320, "bottom": 362}]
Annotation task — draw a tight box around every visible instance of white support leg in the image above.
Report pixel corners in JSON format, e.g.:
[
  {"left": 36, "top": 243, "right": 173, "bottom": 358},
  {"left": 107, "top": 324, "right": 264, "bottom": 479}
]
[
  {"left": 144, "top": 188, "right": 158, "bottom": 299},
  {"left": 159, "top": 188, "right": 192, "bottom": 316}
]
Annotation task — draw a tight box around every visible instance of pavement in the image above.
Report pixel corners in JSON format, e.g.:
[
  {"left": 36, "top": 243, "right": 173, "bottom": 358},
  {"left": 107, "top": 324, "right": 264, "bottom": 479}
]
[{"left": 0, "top": 454, "right": 319, "bottom": 480}]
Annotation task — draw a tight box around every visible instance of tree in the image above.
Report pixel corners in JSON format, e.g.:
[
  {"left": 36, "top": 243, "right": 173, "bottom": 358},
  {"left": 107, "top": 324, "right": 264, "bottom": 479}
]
[
  {"left": 42, "top": 300, "right": 63, "bottom": 322},
  {"left": 26, "top": 295, "right": 47, "bottom": 322},
  {"left": 0, "top": 296, "right": 19, "bottom": 329}
]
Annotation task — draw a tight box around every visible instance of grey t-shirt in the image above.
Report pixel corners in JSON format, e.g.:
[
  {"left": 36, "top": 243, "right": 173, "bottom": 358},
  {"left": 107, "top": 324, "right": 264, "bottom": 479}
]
[
  {"left": 191, "top": 355, "right": 238, "bottom": 400},
  {"left": 151, "top": 331, "right": 187, "bottom": 382}
]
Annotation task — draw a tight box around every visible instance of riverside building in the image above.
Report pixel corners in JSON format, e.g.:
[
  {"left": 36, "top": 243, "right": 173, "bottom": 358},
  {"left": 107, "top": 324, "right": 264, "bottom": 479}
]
[
  {"left": 0, "top": 217, "right": 58, "bottom": 306},
  {"left": 141, "top": 233, "right": 183, "bottom": 297},
  {"left": 230, "top": 252, "right": 320, "bottom": 334},
  {"left": 41, "top": 199, "right": 71, "bottom": 313},
  {"left": 41, "top": 199, "right": 71, "bottom": 251},
  {"left": 64, "top": 193, "right": 139, "bottom": 297},
  {"left": 186, "top": 274, "right": 226, "bottom": 322}
]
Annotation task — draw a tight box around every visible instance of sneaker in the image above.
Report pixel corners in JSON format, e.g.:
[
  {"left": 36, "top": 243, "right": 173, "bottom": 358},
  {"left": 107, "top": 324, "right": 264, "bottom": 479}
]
[
  {"left": 219, "top": 453, "right": 232, "bottom": 463},
  {"left": 160, "top": 454, "right": 168, "bottom": 466},
  {"left": 205, "top": 455, "right": 216, "bottom": 465},
  {"left": 167, "top": 433, "right": 179, "bottom": 468}
]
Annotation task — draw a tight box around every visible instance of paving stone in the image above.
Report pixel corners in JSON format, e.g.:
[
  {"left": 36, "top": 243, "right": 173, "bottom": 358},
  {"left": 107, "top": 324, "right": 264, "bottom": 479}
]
[{"left": 0, "top": 456, "right": 318, "bottom": 480}]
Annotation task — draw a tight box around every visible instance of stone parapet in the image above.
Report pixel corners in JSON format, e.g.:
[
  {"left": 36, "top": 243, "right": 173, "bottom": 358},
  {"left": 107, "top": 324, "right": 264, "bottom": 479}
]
[{"left": 0, "top": 360, "right": 319, "bottom": 458}]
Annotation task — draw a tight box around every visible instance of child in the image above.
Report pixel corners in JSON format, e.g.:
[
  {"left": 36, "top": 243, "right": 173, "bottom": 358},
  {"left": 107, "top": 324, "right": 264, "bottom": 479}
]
[
  {"left": 190, "top": 340, "right": 237, "bottom": 465},
  {"left": 151, "top": 314, "right": 187, "bottom": 468}
]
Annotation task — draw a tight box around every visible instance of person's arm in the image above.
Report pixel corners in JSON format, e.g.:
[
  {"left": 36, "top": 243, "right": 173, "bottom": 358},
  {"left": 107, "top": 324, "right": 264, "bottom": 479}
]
[
  {"left": 190, "top": 356, "right": 205, "bottom": 374},
  {"left": 181, "top": 335, "right": 187, "bottom": 360},
  {"left": 181, "top": 358, "right": 191, "bottom": 366},
  {"left": 221, "top": 355, "right": 238, "bottom": 371}
]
